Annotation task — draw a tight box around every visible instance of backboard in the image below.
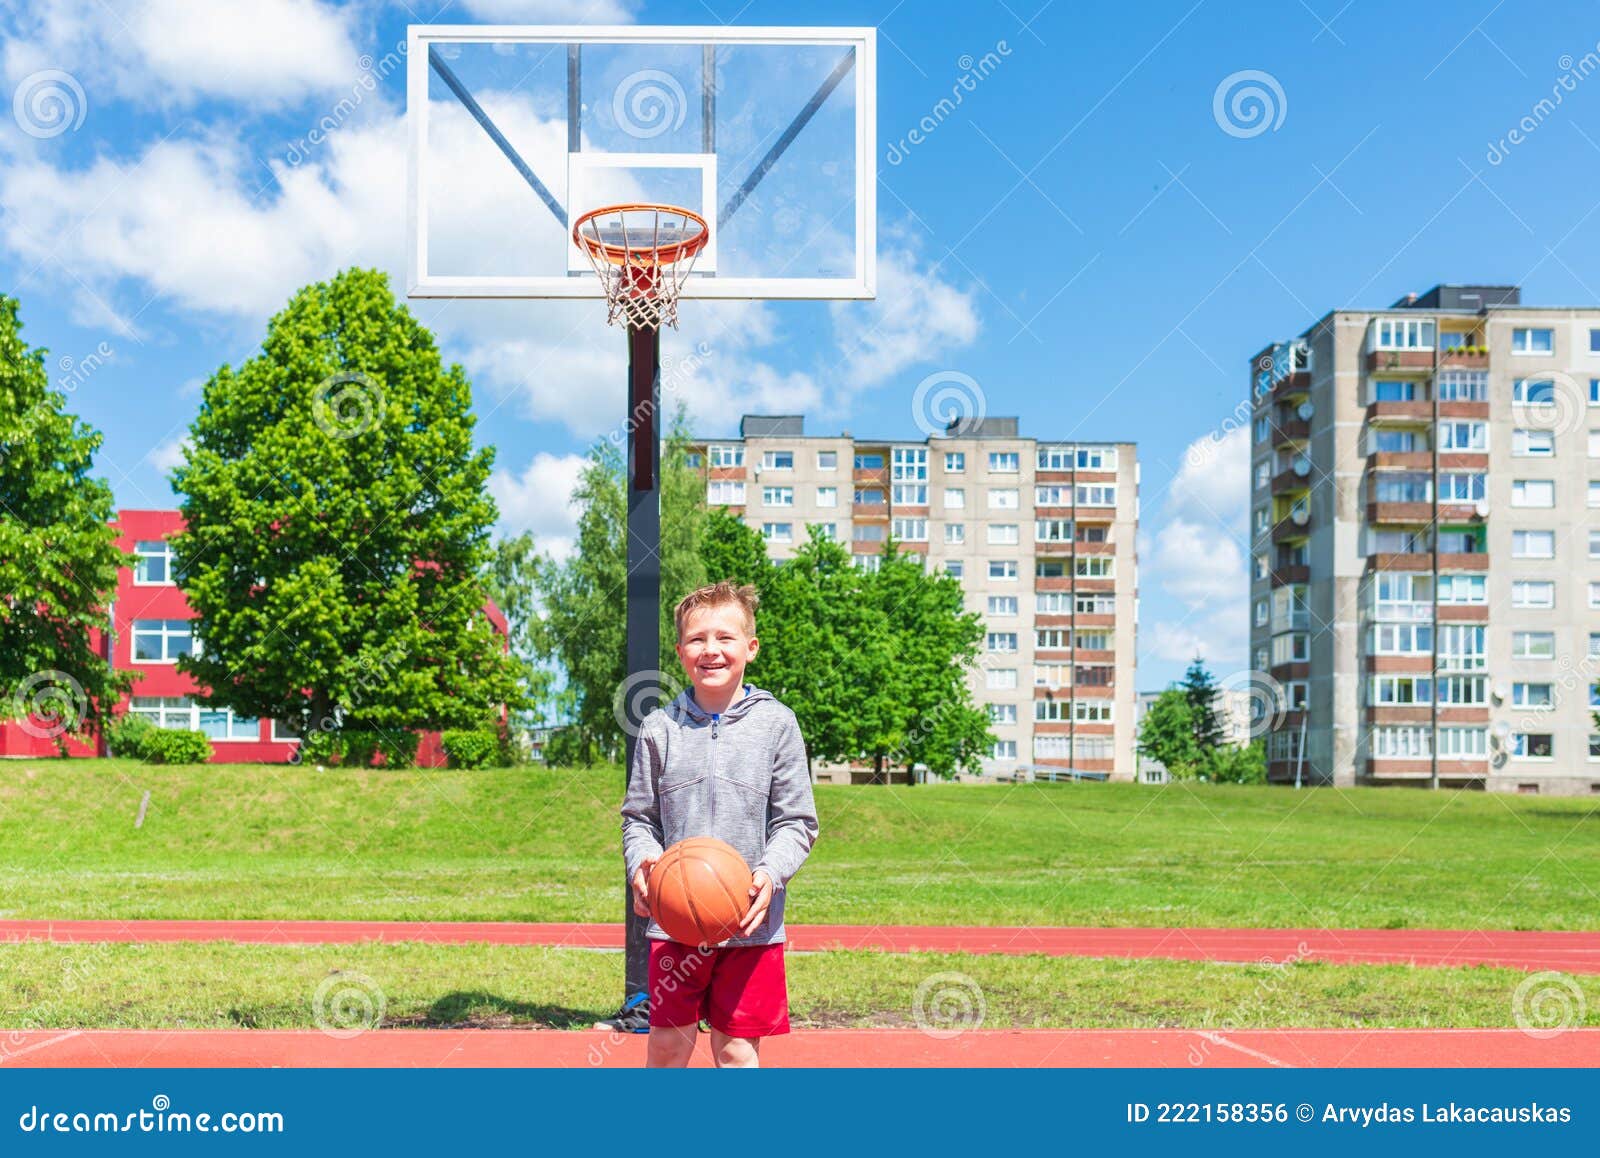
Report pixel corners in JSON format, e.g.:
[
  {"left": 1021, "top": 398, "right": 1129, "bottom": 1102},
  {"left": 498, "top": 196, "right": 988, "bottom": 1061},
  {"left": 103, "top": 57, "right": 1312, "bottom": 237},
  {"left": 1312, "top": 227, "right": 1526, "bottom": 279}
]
[{"left": 406, "top": 25, "right": 876, "bottom": 300}]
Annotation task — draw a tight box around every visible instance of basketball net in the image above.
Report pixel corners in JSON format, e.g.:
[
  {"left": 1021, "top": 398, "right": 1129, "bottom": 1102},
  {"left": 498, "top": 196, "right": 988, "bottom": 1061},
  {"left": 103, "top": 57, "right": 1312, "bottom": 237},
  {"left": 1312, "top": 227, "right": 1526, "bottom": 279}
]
[{"left": 572, "top": 204, "right": 709, "bottom": 331}]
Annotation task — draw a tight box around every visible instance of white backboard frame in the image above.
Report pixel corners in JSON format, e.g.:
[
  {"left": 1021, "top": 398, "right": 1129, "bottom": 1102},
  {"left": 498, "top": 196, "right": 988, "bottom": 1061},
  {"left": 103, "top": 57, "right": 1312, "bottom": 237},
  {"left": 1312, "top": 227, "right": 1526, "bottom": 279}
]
[{"left": 406, "top": 24, "right": 877, "bottom": 301}]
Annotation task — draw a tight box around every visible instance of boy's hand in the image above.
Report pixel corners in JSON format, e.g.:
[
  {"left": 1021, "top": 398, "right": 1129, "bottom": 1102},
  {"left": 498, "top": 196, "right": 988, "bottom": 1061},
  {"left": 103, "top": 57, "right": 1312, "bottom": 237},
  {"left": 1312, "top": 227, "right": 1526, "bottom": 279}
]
[
  {"left": 631, "top": 856, "right": 659, "bottom": 919},
  {"left": 738, "top": 870, "right": 773, "bottom": 937}
]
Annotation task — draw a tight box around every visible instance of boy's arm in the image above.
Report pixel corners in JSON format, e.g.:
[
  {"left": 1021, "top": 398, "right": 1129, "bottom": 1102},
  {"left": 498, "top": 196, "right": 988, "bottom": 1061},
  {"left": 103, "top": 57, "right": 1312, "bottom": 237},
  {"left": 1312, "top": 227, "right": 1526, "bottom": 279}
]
[
  {"left": 620, "top": 725, "right": 666, "bottom": 884},
  {"left": 752, "top": 714, "right": 818, "bottom": 890}
]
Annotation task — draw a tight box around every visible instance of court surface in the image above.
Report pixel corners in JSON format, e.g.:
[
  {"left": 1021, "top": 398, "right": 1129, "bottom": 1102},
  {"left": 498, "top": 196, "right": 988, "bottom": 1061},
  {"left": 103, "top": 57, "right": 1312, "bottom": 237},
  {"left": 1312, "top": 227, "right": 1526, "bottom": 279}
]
[
  {"left": 3, "top": 1028, "right": 1596, "bottom": 1068},
  {"left": 4, "top": 920, "right": 1598, "bottom": 972}
]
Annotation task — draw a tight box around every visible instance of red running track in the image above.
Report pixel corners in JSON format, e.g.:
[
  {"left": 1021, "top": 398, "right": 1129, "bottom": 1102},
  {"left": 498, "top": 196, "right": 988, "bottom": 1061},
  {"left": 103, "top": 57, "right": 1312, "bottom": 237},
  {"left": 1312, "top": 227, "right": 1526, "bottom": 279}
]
[
  {"left": 3, "top": 1028, "right": 1597, "bottom": 1068},
  {"left": 4, "top": 920, "right": 1600, "bottom": 972}
]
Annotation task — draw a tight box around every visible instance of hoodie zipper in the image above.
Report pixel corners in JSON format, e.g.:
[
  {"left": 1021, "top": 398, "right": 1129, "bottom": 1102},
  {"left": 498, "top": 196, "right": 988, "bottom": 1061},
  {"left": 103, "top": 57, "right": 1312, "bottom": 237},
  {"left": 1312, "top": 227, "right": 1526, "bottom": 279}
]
[{"left": 708, "top": 713, "right": 719, "bottom": 835}]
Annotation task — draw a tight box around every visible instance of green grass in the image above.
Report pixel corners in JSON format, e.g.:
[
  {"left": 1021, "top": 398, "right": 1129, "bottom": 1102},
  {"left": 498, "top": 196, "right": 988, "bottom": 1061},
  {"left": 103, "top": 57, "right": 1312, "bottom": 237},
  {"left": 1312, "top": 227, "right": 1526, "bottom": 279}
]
[
  {"left": 1, "top": 759, "right": 1598, "bottom": 929},
  {"left": 0, "top": 761, "right": 1593, "bottom": 934},
  {"left": 4, "top": 941, "right": 1594, "bottom": 1030}
]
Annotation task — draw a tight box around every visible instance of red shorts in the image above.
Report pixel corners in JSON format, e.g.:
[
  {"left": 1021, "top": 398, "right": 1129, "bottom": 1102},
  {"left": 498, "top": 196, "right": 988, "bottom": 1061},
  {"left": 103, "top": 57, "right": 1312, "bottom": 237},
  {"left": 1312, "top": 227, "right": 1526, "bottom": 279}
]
[{"left": 647, "top": 939, "right": 790, "bottom": 1038}]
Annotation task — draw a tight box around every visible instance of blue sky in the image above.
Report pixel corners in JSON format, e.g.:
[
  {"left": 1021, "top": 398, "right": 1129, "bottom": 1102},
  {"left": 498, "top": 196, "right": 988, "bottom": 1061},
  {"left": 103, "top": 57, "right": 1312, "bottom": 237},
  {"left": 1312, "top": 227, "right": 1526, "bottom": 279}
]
[{"left": 5, "top": 0, "right": 1600, "bottom": 690}]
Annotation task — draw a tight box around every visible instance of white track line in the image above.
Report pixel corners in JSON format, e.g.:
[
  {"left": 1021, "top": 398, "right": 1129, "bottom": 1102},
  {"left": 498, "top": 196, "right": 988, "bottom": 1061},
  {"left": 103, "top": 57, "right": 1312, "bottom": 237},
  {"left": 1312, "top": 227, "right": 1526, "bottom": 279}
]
[{"left": 1194, "top": 1031, "right": 1294, "bottom": 1068}]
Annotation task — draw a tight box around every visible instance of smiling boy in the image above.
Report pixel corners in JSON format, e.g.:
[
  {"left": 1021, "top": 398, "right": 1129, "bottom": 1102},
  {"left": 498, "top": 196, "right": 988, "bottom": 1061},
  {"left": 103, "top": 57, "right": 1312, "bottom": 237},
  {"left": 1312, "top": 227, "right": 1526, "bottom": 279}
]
[{"left": 620, "top": 581, "right": 818, "bottom": 1068}]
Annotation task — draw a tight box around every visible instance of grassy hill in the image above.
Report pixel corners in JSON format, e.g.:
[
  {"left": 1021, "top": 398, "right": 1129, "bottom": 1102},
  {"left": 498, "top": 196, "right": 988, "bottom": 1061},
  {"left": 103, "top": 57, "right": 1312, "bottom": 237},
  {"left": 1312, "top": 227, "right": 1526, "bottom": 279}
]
[{"left": 2, "top": 759, "right": 1597, "bottom": 930}]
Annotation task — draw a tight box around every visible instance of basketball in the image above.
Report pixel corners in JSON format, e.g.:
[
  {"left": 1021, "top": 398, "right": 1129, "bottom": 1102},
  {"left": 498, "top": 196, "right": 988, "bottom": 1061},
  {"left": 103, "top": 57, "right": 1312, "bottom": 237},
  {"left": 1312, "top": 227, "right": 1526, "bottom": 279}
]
[{"left": 648, "top": 837, "right": 754, "bottom": 946}]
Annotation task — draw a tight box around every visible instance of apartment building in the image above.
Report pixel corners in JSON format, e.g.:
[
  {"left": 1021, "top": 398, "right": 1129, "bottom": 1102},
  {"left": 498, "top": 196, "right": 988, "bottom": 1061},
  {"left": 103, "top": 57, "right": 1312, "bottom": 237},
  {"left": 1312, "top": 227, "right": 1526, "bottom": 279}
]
[
  {"left": 1249, "top": 283, "right": 1600, "bottom": 794},
  {"left": 0, "top": 509, "right": 508, "bottom": 764},
  {"left": 691, "top": 415, "right": 1140, "bottom": 779}
]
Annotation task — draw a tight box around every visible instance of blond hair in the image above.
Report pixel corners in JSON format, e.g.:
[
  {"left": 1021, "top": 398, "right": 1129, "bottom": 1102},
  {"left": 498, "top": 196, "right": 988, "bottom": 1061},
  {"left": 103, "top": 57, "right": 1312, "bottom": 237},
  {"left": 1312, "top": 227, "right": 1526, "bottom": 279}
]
[{"left": 674, "top": 580, "right": 759, "bottom": 640}]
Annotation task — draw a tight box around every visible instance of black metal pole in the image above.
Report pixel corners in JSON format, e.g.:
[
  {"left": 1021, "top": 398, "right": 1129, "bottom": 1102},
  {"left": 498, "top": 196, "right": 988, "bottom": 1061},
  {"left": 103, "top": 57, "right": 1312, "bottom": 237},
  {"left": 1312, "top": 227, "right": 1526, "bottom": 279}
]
[{"left": 622, "top": 322, "right": 662, "bottom": 1007}]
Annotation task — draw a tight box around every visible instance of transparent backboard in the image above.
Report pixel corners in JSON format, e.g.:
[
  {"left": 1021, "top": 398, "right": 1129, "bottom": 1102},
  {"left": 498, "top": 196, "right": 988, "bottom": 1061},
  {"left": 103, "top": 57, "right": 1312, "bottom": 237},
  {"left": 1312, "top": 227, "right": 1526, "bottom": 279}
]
[{"left": 406, "top": 25, "right": 876, "bottom": 300}]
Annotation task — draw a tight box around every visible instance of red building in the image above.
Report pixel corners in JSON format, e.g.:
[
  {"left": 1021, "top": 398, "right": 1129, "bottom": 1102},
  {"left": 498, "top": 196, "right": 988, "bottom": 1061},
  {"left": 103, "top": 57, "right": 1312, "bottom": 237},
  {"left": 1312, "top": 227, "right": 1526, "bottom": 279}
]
[{"left": 0, "top": 509, "right": 509, "bottom": 765}]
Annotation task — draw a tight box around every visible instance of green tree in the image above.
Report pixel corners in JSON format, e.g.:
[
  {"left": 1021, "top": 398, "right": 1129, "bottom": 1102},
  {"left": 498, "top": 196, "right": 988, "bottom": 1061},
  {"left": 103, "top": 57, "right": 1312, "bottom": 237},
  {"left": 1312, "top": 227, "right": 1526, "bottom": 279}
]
[
  {"left": 1137, "top": 688, "right": 1205, "bottom": 780},
  {"left": 486, "top": 531, "right": 556, "bottom": 733},
  {"left": 171, "top": 268, "right": 523, "bottom": 760},
  {"left": 534, "top": 410, "right": 705, "bottom": 758},
  {"left": 1181, "top": 656, "right": 1228, "bottom": 751},
  {"left": 1209, "top": 738, "right": 1267, "bottom": 784},
  {"left": 0, "top": 295, "right": 129, "bottom": 748},
  {"left": 870, "top": 541, "right": 990, "bottom": 783}
]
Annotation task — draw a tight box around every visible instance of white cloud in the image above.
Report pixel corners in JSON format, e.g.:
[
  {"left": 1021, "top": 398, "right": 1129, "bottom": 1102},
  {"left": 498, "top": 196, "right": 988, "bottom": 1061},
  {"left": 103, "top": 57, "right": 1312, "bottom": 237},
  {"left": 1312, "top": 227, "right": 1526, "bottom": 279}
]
[
  {"left": 2, "top": 0, "right": 366, "bottom": 109},
  {"left": 1145, "top": 519, "right": 1246, "bottom": 609},
  {"left": 829, "top": 245, "right": 981, "bottom": 389},
  {"left": 457, "top": 0, "right": 641, "bottom": 20},
  {"left": 1143, "top": 606, "right": 1245, "bottom": 667},
  {"left": 1168, "top": 422, "right": 1249, "bottom": 532},
  {"left": 489, "top": 451, "right": 588, "bottom": 559},
  {"left": 148, "top": 434, "right": 189, "bottom": 476}
]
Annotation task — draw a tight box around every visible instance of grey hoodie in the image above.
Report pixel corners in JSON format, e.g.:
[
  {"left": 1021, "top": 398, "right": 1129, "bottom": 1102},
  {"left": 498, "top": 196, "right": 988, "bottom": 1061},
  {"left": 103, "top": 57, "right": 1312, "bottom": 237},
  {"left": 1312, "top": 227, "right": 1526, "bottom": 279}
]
[{"left": 620, "top": 686, "right": 818, "bottom": 946}]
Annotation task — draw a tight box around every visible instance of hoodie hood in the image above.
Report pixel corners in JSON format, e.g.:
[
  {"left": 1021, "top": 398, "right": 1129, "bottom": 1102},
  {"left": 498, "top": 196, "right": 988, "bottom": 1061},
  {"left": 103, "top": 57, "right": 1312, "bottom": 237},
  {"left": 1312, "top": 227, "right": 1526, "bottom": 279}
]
[{"left": 667, "top": 685, "right": 774, "bottom": 725}]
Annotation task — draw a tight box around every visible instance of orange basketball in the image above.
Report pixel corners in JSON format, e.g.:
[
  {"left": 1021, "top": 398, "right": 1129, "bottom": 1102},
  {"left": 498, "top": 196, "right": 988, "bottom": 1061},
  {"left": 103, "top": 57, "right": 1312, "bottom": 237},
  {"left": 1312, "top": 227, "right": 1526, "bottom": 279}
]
[{"left": 648, "top": 837, "right": 754, "bottom": 946}]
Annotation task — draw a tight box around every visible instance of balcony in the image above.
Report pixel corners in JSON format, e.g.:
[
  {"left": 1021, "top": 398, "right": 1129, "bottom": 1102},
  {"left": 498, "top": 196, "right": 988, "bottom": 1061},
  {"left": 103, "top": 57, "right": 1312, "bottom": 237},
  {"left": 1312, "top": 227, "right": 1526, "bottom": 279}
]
[
  {"left": 1367, "top": 451, "right": 1431, "bottom": 470},
  {"left": 1272, "top": 416, "right": 1311, "bottom": 443},
  {"left": 1365, "top": 400, "right": 1432, "bottom": 423},
  {"left": 1438, "top": 345, "right": 1489, "bottom": 370},
  {"left": 1438, "top": 400, "right": 1489, "bottom": 420},
  {"left": 1074, "top": 539, "right": 1116, "bottom": 555},
  {"left": 1438, "top": 603, "right": 1489, "bottom": 622},
  {"left": 853, "top": 503, "right": 888, "bottom": 520},
  {"left": 1365, "top": 705, "right": 1431, "bottom": 725},
  {"left": 1271, "top": 515, "right": 1310, "bottom": 543},
  {"left": 1366, "top": 349, "right": 1433, "bottom": 373},
  {"left": 1271, "top": 565, "right": 1310, "bottom": 586},
  {"left": 1272, "top": 371, "right": 1311, "bottom": 399},
  {"left": 1270, "top": 661, "right": 1310, "bottom": 682},
  {"left": 1368, "top": 552, "right": 1431, "bottom": 571},
  {"left": 1367, "top": 501, "right": 1432, "bottom": 524},
  {"left": 1364, "top": 654, "right": 1433, "bottom": 673},
  {"left": 1436, "top": 502, "right": 1486, "bottom": 523},
  {"left": 1270, "top": 610, "right": 1310, "bottom": 631},
  {"left": 1436, "top": 552, "right": 1488, "bottom": 571},
  {"left": 1370, "top": 600, "right": 1432, "bottom": 622},
  {"left": 1272, "top": 467, "right": 1311, "bottom": 495}
]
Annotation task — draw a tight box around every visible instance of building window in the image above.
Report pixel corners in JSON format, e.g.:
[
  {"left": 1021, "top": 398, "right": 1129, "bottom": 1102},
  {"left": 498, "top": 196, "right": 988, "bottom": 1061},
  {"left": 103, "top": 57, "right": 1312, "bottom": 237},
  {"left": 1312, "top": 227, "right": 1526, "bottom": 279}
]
[
  {"left": 1036, "top": 445, "right": 1073, "bottom": 471},
  {"left": 1438, "top": 421, "right": 1488, "bottom": 451},
  {"left": 708, "top": 444, "right": 744, "bottom": 468},
  {"left": 133, "top": 540, "right": 177, "bottom": 585},
  {"left": 684, "top": 452, "right": 703, "bottom": 468},
  {"left": 891, "top": 518, "right": 928, "bottom": 541},
  {"left": 1591, "top": 531, "right": 1600, "bottom": 559},
  {"left": 1034, "top": 663, "right": 1068, "bottom": 688},
  {"left": 1512, "top": 631, "right": 1556, "bottom": 659},
  {"left": 1438, "top": 728, "right": 1487, "bottom": 758},
  {"left": 1510, "top": 733, "right": 1554, "bottom": 759},
  {"left": 988, "top": 596, "right": 1018, "bottom": 616},
  {"left": 987, "top": 632, "right": 1018, "bottom": 653},
  {"left": 1372, "top": 726, "right": 1432, "bottom": 758},
  {"left": 1270, "top": 633, "right": 1310, "bottom": 665},
  {"left": 854, "top": 487, "right": 884, "bottom": 505},
  {"left": 989, "top": 560, "right": 1018, "bottom": 581},
  {"left": 761, "top": 523, "right": 793, "bottom": 543},
  {"left": 1438, "top": 472, "right": 1486, "bottom": 502},
  {"left": 854, "top": 554, "right": 882, "bottom": 572},
  {"left": 1436, "top": 574, "right": 1486, "bottom": 604},
  {"left": 1371, "top": 379, "right": 1417, "bottom": 402},
  {"left": 985, "top": 668, "right": 1018, "bottom": 690},
  {"left": 1370, "top": 676, "right": 1432, "bottom": 706},
  {"left": 1035, "top": 735, "right": 1070, "bottom": 759},
  {"left": 945, "top": 523, "right": 965, "bottom": 544},
  {"left": 1591, "top": 329, "right": 1600, "bottom": 354},
  {"left": 1037, "top": 560, "right": 1067, "bottom": 579},
  {"left": 1437, "top": 675, "right": 1487, "bottom": 705},
  {"left": 1590, "top": 582, "right": 1600, "bottom": 610},
  {"left": 944, "top": 487, "right": 966, "bottom": 509},
  {"left": 1511, "top": 327, "right": 1554, "bottom": 354},
  {"left": 762, "top": 486, "right": 793, "bottom": 507},
  {"left": 946, "top": 561, "right": 964, "bottom": 579},
  {"left": 1254, "top": 461, "right": 1270, "bottom": 490},
  {"left": 892, "top": 446, "right": 928, "bottom": 481},
  {"left": 1254, "top": 553, "right": 1269, "bottom": 580},
  {"left": 1591, "top": 481, "right": 1600, "bottom": 508},
  {"left": 761, "top": 450, "right": 793, "bottom": 470},
  {"left": 991, "top": 740, "right": 1018, "bottom": 761},
  {"left": 1075, "top": 593, "right": 1116, "bottom": 615},
  {"left": 1254, "top": 415, "right": 1269, "bottom": 443},
  {"left": 1512, "top": 580, "right": 1555, "bottom": 609},
  {"left": 1076, "top": 447, "right": 1116, "bottom": 470},
  {"left": 854, "top": 453, "right": 885, "bottom": 471},
  {"left": 1035, "top": 485, "right": 1069, "bottom": 505},
  {"left": 1036, "top": 518, "right": 1072, "bottom": 542},
  {"left": 1436, "top": 370, "right": 1488, "bottom": 401},
  {"left": 988, "top": 452, "right": 1019, "bottom": 473},
  {"left": 1511, "top": 479, "right": 1555, "bottom": 507},
  {"left": 816, "top": 450, "right": 837, "bottom": 471},
  {"left": 1512, "top": 378, "right": 1557, "bottom": 405},
  {"left": 1512, "top": 428, "right": 1555, "bottom": 457},
  {"left": 988, "top": 703, "right": 1017, "bottom": 724},
  {"left": 1512, "top": 530, "right": 1555, "bottom": 559},
  {"left": 1076, "top": 484, "right": 1117, "bottom": 506},
  {"left": 1036, "top": 592, "right": 1072, "bottom": 614},
  {"left": 1369, "top": 428, "right": 1422, "bottom": 455},
  {"left": 944, "top": 452, "right": 965, "bottom": 473},
  {"left": 816, "top": 486, "right": 838, "bottom": 507},
  {"left": 987, "top": 523, "right": 1019, "bottom": 546},
  {"left": 987, "top": 488, "right": 1020, "bottom": 510},
  {"left": 200, "top": 707, "right": 261, "bottom": 742},
  {"left": 707, "top": 480, "right": 745, "bottom": 505},
  {"left": 1512, "top": 682, "right": 1555, "bottom": 709},
  {"left": 1373, "top": 318, "right": 1434, "bottom": 350},
  {"left": 131, "top": 619, "right": 195, "bottom": 664},
  {"left": 1035, "top": 628, "right": 1070, "bottom": 650},
  {"left": 1075, "top": 556, "right": 1114, "bottom": 579},
  {"left": 1075, "top": 630, "right": 1111, "bottom": 650},
  {"left": 1438, "top": 624, "right": 1486, "bottom": 669},
  {"left": 127, "top": 696, "right": 195, "bottom": 730},
  {"left": 852, "top": 524, "right": 885, "bottom": 542},
  {"left": 812, "top": 524, "right": 837, "bottom": 541},
  {"left": 1370, "top": 623, "right": 1432, "bottom": 656}
]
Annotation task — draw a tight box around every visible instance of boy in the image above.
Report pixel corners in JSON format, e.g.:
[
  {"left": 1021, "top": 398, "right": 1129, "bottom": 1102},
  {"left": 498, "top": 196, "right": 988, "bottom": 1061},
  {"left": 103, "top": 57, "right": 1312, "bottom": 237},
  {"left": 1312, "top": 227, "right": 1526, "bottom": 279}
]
[{"left": 620, "top": 580, "right": 818, "bottom": 1068}]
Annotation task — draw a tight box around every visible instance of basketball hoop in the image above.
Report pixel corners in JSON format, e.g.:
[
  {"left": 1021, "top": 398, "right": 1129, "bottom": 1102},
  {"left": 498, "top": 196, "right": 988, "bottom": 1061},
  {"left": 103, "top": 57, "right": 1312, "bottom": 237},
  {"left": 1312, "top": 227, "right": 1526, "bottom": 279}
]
[{"left": 572, "top": 204, "right": 709, "bottom": 331}]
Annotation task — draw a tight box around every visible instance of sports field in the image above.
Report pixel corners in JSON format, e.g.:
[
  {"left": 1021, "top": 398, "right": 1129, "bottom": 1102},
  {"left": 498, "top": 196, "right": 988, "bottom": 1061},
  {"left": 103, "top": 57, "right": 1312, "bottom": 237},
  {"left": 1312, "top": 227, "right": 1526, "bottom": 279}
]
[
  {"left": 3, "top": 760, "right": 1598, "bottom": 929},
  {"left": 2, "top": 759, "right": 1598, "bottom": 1040}
]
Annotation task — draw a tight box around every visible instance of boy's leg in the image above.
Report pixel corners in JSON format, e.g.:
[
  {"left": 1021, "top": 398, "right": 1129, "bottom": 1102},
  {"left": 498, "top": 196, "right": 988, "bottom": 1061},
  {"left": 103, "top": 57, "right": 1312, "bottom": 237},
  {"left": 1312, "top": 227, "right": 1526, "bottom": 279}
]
[
  {"left": 708, "top": 1029, "right": 761, "bottom": 1068},
  {"left": 646, "top": 1024, "right": 698, "bottom": 1068}
]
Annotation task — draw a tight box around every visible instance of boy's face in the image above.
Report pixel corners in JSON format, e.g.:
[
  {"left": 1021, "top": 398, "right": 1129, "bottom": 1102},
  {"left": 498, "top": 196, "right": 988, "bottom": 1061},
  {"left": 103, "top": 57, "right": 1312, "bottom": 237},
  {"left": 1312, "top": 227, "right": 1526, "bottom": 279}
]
[{"left": 675, "top": 603, "right": 759, "bottom": 697}]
